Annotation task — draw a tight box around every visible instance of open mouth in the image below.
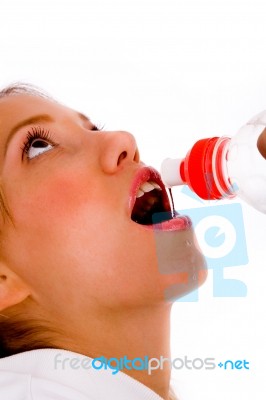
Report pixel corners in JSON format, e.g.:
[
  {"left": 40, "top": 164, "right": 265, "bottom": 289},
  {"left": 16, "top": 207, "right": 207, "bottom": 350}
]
[
  {"left": 130, "top": 167, "right": 178, "bottom": 226},
  {"left": 130, "top": 167, "right": 191, "bottom": 231},
  {"left": 131, "top": 179, "right": 173, "bottom": 225}
]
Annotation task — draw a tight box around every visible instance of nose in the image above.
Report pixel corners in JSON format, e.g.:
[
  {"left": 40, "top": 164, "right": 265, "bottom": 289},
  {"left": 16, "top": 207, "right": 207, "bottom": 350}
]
[{"left": 99, "top": 131, "right": 140, "bottom": 174}]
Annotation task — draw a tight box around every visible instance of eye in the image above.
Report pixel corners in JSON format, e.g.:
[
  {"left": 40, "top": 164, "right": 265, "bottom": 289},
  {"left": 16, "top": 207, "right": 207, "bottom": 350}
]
[
  {"left": 21, "top": 127, "right": 58, "bottom": 160},
  {"left": 27, "top": 139, "right": 53, "bottom": 159}
]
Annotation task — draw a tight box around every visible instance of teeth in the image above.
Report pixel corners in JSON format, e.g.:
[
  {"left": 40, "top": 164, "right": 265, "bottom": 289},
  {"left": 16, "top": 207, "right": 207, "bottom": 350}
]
[
  {"left": 140, "top": 182, "right": 155, "bottom": 193},
  {"left": 137, "top": 189, "right": 145, "bottom": 198},
  {"left": 136, "top": 180, "right": 162, "bottom": 199},
  {"left": 150, "top": 181, "right": 161, "bottom": 190}
]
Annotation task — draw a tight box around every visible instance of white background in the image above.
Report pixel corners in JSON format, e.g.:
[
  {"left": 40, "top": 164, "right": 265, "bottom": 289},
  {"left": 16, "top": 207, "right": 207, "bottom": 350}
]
[{"left": 1, "top": 0, "right": 266, "bottom": 399}]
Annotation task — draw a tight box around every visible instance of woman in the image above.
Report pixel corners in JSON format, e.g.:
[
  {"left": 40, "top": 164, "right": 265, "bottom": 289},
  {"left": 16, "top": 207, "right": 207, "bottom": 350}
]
[{"left": 0, "top": 82, "right": 213, "bottom": 400}]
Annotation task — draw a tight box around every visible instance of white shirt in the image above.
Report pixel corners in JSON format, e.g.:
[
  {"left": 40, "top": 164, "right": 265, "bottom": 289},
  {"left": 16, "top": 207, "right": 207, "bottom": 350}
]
[{"left": 0, "top": 348, "right": 164, "bottom": 399}]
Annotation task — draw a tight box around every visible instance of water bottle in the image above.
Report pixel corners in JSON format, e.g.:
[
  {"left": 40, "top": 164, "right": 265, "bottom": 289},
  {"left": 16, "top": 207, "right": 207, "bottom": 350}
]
[{"left": 161, "top": 110, "right": 266, "bottom": 214}]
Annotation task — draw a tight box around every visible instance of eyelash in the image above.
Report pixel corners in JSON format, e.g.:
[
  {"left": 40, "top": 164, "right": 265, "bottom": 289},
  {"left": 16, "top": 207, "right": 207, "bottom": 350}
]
[
  {"left": 21, "top": 122, "right": 104, "bottom": 160},
  {"left": 21, "top": 126, "right": 57, "bottom": 159}
]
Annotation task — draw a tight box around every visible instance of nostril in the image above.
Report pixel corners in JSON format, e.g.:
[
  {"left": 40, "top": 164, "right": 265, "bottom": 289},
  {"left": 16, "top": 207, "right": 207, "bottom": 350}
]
[{"left": 117, "top": 151, "right": 127, "bottom": 165}]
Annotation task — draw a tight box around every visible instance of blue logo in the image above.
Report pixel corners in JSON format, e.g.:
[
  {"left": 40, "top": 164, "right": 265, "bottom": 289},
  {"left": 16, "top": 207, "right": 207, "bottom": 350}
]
[
  {"left": 217, "top": 359, "right": 250, "bottom": 370},
  {"left": 153, "top": 187, "right": 249, "bottom": 302}
]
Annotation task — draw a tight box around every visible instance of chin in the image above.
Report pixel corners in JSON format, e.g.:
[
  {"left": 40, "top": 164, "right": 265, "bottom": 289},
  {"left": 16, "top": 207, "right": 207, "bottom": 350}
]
[{"left": 153, "top": 227, "right": 208, "bottom": 303}]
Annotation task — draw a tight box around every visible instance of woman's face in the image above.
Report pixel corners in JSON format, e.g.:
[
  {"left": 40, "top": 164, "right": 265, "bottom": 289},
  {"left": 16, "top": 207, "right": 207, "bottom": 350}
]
[{"left": 0, "top": 94, "right": 206, "bottom": 321}]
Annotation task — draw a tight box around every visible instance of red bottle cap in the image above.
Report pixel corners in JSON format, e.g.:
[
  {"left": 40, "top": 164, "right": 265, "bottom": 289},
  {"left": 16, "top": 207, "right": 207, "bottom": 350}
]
[{"left": 182, "top": 137, "right": 224, "bottom": 200}]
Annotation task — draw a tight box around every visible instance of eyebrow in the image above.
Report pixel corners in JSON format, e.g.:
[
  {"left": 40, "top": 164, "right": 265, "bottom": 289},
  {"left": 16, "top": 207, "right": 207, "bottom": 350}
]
[
  {"left": 77, "top": 112, "right": 92, "bottom": 123},
  {"left": 4, "top": 112, "right": 93, "bottom": 157}
]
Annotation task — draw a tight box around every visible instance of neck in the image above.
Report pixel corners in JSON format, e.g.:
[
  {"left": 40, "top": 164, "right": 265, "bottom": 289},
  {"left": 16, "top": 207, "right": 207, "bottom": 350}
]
[{"left": 58, "top": 303, "right": 173, "bottom": 400}]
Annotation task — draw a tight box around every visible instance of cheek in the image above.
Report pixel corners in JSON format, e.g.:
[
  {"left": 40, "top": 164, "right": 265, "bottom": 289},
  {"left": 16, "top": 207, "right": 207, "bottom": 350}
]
[
  {"left": 12, "top": 171, "right": 100, "bottom": 224},
  {"left": 3, "top": 172, "right": 103, "bottom": 275},
  {"left": 4, "top": 171, "right": 131, "bottom": 289}
]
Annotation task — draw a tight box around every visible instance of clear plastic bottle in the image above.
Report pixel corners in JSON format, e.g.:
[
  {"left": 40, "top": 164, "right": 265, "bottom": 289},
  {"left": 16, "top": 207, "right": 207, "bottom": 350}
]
[{"left": 161, "top": 110, "right": 266, "bottom": 214}]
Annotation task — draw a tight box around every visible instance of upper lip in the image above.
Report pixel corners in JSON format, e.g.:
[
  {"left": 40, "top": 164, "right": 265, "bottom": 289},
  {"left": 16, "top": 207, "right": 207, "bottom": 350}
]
[{"left": 128, "top": 166, "right": 171, "bottom": 217}]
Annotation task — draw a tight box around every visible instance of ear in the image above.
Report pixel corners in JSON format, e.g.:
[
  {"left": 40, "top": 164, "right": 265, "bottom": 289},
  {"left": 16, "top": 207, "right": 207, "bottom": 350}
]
[{"left": 0, "top": 263, "right": 31, "bottom": 312}]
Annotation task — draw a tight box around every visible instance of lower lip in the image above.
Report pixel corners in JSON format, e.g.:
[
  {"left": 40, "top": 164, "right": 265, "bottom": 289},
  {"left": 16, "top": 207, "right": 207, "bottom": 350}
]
[{"left": 138, "top": 215, "right": 192, "bottom": 231}]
